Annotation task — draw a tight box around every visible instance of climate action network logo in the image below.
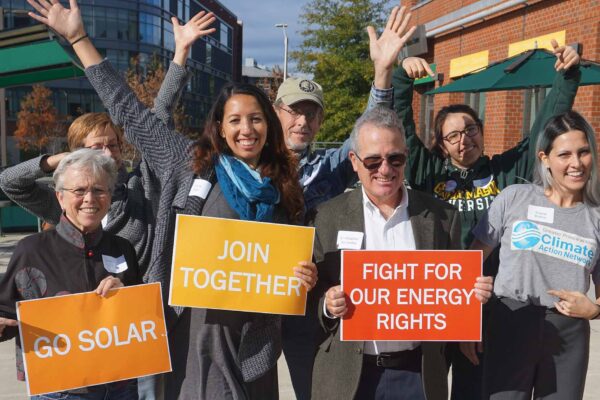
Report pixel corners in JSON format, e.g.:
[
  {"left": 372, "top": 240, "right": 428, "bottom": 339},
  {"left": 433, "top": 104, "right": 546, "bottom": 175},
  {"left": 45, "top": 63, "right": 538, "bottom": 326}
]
[{"left": 512, "top": 221, "right": 541, "bottom": 249}]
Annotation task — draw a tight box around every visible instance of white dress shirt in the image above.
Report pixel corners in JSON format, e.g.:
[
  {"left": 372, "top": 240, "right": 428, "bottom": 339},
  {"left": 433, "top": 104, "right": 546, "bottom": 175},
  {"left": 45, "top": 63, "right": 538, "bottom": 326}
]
[{"left": 361, "top": 185, "right": 420, "bottom": 354}]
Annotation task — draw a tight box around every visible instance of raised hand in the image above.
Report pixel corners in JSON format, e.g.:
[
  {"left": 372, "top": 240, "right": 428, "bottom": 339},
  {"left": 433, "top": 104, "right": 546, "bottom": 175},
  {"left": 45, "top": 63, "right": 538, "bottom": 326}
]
[
  {"left": 172, "top": 11, "right": 216, "bottom": 66},
  {"left": 173, "top": 11, "right": 216, "bottom": 51},
  {"left": 402, "top": 57, "right": 435, "bottom": 80},
  {"left": 551, "top": 39, "right": 580, "bottom": 71},
  {"left": 27, "top": 0, "right": 86, "bottom": 43},
  {"left": 368, "top": 5, "right": 416, "bottom": 77}
]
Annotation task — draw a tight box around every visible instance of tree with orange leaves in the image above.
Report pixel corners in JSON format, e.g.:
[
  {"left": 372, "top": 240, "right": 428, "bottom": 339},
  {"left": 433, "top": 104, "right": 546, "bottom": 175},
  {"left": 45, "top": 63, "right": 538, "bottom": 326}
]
[{"left": 14, "top": 85, "right": 64, "bottom": 154}]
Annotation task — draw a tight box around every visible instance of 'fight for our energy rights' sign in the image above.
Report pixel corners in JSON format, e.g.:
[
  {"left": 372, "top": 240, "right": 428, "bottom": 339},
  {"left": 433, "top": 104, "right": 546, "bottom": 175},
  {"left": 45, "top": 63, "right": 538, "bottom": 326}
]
[
  {"left": 169, "top": 215, "right": 315, "bottom": 315},
  {"left": 341, "top": 250, "right": 482, "bottom": 341},
  {"left": 17, "top": 283, "right": 171, "bottom": 396}
]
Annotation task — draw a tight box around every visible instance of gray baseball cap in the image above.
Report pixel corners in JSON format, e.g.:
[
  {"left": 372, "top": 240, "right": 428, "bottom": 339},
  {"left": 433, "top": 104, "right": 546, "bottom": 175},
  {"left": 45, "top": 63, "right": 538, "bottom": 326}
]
[{"left": 275, "top": 78, "right": 324, "bottom": 110}]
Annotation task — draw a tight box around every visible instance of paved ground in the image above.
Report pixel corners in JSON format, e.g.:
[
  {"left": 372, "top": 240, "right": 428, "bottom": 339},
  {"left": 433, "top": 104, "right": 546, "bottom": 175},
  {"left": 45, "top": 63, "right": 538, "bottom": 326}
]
[{"left": 0, "top": 231, "right": 599, "bottom": 399}]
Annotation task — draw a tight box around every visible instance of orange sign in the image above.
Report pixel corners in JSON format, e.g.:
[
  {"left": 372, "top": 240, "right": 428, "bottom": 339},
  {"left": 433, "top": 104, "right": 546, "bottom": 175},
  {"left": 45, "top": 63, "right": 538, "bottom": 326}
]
[
  {"left": 340, "top": 250, "right": 482, "bottom": 341},
  {"left": 169, "top": 215, "right": 315, "bottom": 315},
  {"left": 17, "top": 283, "right": 171, "bottom": 396}
]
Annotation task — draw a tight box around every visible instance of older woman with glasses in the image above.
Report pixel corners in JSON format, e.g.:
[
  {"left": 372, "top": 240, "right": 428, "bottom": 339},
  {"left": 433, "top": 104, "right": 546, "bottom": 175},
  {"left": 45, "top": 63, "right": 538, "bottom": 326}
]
[{"left": 0, "top": 149, "right": 141, "bottom": 399}]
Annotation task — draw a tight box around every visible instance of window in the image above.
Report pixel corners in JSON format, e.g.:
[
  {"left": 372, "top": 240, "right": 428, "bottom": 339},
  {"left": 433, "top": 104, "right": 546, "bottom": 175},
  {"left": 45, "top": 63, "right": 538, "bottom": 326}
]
[
  {"left": 464, "top": 92, "right": 486, "bottom": 122},
  {"left": 94, "top": 7, "right": 107, "bottom": 38},
  {"left": 522, "top": 87, "right": 550, "bottom": 136},
  {"left": 419, "top": 90, "right": 435, "bottom": 149},
  {"left": 206, "top": 43, "right": 212, "bottom": 66},
  {"left": 220, "top": 24, "right": 230, "bottom": 48},
  {"left": 139, "top": 12, "right": 162, "bottom": 46},
  {"left": 106, "top": 49, "right": 130, "bottom": 72},
  {"left": 164, "top": 20, "right": 175, "bottom": 51}
]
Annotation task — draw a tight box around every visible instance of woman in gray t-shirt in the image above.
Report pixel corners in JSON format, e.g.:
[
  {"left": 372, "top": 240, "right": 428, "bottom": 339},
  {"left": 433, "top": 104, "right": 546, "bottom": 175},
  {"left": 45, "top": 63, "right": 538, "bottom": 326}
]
[{"left": 466, "top": 110, "right": 600, "bottom": 400}]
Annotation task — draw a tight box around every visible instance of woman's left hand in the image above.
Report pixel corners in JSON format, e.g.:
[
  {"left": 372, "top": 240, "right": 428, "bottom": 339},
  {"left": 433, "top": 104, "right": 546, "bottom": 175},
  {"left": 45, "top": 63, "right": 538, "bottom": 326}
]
[
  {"left": 474, "top": 276, "right": 494, "bottom": 304},
  {"left": 27, "top": 0, "right": 86, "bottom": 44},
  {"left": 294, "top": 261, "right": 318, "bottom": 291},
  {"left": 95, "top": 276, "right": 124, "bottom": 297},
  {"left": 548, "top": 289, "right": 599, "bottom": 319}
]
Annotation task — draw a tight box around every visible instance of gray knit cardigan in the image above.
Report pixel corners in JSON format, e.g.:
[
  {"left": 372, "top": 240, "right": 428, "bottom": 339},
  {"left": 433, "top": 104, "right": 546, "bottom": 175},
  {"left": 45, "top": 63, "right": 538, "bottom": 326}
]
[{"left": 85, "top": 60, "right": 281, "bottom": 382}]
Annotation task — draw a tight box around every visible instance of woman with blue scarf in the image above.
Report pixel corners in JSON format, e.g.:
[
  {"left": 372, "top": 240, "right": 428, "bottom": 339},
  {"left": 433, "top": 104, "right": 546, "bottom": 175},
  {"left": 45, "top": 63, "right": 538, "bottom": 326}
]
[{"left": 26, "top": 1, "right": 316, "bottom": 398}]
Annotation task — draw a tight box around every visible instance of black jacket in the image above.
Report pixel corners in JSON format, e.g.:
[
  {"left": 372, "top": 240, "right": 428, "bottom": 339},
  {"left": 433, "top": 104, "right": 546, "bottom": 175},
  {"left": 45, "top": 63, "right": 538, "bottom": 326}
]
[{"left": 0, "top": 216, "right": 141, "bottom": 380}]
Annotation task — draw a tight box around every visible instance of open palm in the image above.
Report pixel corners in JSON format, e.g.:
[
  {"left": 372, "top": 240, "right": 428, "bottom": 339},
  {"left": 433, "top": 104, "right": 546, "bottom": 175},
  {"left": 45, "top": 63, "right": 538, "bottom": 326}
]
[
  {"left": 368, "top": 5, "right": 416, "bottom": 71},
  {"left": 173, "top": 11, "right": 216, "bottom": 50},
  {"left": 27, "top": 0, "right": 86, "bottom": 43}
]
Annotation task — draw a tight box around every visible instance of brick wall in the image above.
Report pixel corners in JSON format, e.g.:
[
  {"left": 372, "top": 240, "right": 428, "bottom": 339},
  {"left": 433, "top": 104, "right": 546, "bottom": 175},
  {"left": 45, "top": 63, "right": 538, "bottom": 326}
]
[{"left": 406, "top": 0, "right": 600, "bottom": 156}]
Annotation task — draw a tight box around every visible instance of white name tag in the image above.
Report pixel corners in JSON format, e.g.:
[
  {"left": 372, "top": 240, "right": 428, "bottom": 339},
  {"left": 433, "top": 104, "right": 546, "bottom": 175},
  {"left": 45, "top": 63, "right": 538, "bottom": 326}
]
[
  {"left": 102, "top": 254, "right": 128, "bottom": 274},
  {"left": 527, "top": 205, "right": 554, "bottom": 224},
  {"left": 336, "top": 231, "right": 364, "bottom": 250},
  {"left": 189, "top": 179, "right": 212, "bottom": 199}
]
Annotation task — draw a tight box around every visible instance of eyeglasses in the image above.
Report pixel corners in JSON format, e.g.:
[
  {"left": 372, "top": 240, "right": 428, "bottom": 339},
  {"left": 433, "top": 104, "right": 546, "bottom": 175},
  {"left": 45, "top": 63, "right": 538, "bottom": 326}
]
[
  {"left": 442, "top": 124, "right": 480, "bottom": 145},
  {"left": 85, "top": 143, "right": 120, "bottom": 152},
  {"left": 62, "top": 187, "right": 110, "bottom": 198},
  {"left": 277, "top": 106, "right": 319, "bottom": 122},
  {"left": 354, "top": 152, "right": 407, "bottom": 170}
]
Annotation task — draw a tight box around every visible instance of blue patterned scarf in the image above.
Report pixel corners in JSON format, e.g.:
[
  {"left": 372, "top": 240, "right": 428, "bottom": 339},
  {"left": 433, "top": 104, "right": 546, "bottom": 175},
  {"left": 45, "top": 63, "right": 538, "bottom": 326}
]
[{"left": 215, "top": 155, "right": 280, "bottom": 222}]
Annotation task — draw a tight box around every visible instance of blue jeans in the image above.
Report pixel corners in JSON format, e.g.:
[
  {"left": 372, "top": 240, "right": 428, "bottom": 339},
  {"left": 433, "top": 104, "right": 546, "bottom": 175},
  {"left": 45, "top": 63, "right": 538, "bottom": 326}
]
[{"left": 31, "top": 380, "right": 138, "bottom": 400}]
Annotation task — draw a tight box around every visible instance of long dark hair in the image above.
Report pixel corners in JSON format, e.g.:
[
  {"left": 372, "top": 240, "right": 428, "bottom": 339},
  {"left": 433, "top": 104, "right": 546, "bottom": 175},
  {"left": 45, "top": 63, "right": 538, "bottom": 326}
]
[
  {"left": 534, "top": 110, "right": 600, "bottom": 206},
  {"left": 192, "top": 83, "right": 304, "bottom": 222},
  {"left": 432, "top": 104, "right": 483, "bottom": 158}
]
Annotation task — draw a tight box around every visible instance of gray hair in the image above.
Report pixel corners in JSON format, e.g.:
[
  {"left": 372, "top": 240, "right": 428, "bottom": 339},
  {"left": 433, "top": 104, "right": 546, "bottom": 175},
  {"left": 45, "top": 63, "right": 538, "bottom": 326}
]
[
  {"left": 534, "top": 110, "right": 600, "bottom": 206},
  {"left": 349, "top": 106, "right": 405, "bottom": 152},
  {"left": 53, "top": 148, "right": 118, "bottom": 193}
]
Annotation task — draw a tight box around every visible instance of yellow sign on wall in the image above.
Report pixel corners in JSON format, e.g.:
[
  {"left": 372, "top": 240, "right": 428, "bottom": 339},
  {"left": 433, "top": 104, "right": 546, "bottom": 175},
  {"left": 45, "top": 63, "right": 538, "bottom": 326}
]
[
  {"left": 17, "top": 283, "right": 171, "bottom": 396},
  {"left": 508, "top": 31, "right": 566, "bottom": 57},
  {"left": 449, "top": 50, "right": 489, "bottom": 78},
  {"left": 169, "top": 215, "right": 315, "bottom": 315}
]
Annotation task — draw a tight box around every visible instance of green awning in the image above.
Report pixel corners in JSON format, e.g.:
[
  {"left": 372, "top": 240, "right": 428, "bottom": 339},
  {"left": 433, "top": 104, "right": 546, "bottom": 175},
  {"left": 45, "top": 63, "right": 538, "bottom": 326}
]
[
  {"left": 0, "top": 39, "right": 84, "bottom": 88},
  {"left": 426, "top": 49, "right": 600, "bottom": 95}
]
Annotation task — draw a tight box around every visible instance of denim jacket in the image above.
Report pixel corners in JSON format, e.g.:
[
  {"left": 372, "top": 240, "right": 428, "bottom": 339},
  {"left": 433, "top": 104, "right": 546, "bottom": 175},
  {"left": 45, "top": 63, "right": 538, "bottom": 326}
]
[{"left": 300, "top": 85, "right": 393, "bottom": 212}]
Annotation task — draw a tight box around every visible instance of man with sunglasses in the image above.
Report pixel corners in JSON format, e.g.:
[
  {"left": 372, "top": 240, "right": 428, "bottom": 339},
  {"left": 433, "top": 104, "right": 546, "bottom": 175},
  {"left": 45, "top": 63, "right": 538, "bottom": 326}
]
[
  {"left": 309, "top": 106, "right": 493, "bottom": 400},
  {"left": 276, "top": 5, "right": 419, "bottom": 399}
]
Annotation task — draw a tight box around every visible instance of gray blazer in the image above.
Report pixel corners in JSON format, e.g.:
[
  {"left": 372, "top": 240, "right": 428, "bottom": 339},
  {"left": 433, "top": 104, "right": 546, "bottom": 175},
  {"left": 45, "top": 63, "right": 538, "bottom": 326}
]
[{"left": 310, "top": 187, "right": 461, "bottom": 400}]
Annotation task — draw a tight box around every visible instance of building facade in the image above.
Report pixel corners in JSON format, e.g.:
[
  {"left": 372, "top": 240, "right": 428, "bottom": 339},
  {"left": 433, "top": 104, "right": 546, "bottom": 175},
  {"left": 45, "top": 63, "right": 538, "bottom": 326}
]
[
  {"left": 405, "top": 0, "right": 600, "bottom": 156},
  {"left": 0, "top": 0, "right": 242, "bottom": 164}
]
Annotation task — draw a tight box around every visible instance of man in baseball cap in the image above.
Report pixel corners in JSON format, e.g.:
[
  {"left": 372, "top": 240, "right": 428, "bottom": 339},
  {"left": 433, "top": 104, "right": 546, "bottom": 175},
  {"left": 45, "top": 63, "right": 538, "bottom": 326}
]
[{"left": 277, "top": 5, "right": 417, "bottom": 400}]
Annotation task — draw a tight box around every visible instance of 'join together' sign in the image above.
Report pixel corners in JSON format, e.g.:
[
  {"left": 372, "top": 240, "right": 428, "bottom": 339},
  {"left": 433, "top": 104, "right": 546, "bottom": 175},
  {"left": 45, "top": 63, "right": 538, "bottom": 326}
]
[{"left": 169, "top": 215, "right": 315, "bottom": 315}]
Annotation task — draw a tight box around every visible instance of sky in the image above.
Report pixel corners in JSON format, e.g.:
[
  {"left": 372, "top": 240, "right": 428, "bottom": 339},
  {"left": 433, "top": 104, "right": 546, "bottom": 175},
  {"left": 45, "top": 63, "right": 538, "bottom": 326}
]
[
  {"left": 221, "top": 1, "right": 401, "bottom": 73},
  {"left": 220, "top": 1, "right": 308, "bottom": 71}
]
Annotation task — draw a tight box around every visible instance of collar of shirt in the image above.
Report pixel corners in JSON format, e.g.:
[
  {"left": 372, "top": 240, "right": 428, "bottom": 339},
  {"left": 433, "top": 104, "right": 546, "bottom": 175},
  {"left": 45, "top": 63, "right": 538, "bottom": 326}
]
[
  {"left": 298, "top": 147, "right": 323, "bottom": 169},
  {"left": 361, "top": 184, "right": 409, "bottom": 225}
]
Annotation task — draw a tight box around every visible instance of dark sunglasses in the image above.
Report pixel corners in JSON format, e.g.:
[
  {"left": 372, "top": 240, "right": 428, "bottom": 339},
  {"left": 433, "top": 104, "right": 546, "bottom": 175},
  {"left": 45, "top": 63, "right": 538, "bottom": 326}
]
[{"left": 354, "top": 152, "right": 407, "bottom": 170}]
